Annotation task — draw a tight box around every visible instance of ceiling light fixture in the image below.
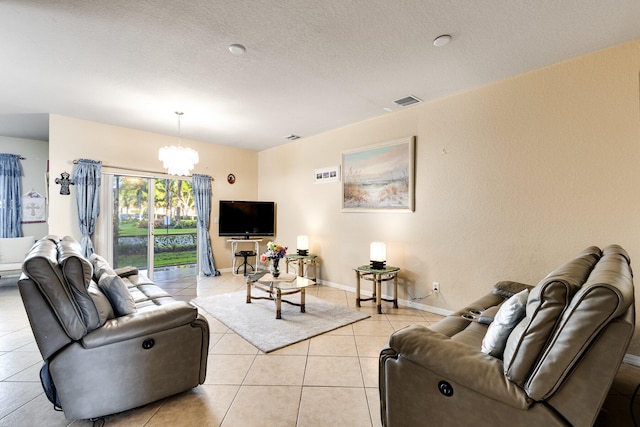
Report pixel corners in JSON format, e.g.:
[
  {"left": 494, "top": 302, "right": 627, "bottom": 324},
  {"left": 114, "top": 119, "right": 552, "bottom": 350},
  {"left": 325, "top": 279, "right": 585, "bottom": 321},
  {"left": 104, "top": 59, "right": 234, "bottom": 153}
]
[
  {"left": 433, "top": 34, "right": 452, "bottom": 47},
  {"left": 228, "top": 44, "right": 246, "bottom": 55},
  {"left": 158, "top": 112, "right": 199, "bottom": 176}
]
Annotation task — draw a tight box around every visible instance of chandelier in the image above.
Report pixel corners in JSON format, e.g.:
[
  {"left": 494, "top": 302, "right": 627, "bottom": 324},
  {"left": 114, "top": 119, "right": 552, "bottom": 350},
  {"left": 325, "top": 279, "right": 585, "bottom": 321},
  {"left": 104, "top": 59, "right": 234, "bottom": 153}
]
[{"left": 158, "top": 112, "right": 199, "bottom": 176}]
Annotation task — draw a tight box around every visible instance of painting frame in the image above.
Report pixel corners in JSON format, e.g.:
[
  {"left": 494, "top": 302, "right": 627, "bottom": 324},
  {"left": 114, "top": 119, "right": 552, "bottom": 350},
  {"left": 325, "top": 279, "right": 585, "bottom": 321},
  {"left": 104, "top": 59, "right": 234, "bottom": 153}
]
[
  {"left": 341, "top": 136, "right": 415, "bottom": 212},
  {"left": 314, "top": 165, "right": 341, "bottom": 184}
]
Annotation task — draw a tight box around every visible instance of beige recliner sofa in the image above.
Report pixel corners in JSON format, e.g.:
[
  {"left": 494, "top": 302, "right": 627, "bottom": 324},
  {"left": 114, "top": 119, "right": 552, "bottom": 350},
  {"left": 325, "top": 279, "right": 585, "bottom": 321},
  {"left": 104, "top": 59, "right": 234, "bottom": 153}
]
[
  {"left": 379, "top": 245, "right": 635, "bottom": 426},
  {"left": 18, "top": 235, "right": 209, "bottom": 420}
]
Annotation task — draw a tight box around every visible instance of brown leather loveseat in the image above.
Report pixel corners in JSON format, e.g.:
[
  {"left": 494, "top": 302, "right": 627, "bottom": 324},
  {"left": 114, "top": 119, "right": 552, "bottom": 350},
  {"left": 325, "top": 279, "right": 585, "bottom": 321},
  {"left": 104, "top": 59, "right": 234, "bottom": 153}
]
[
  {"left": 380, "top": 245, "right": 635, "bottom": 426},
  {"left": 18, "top": 235, "right": 209, "bottom": 420}
]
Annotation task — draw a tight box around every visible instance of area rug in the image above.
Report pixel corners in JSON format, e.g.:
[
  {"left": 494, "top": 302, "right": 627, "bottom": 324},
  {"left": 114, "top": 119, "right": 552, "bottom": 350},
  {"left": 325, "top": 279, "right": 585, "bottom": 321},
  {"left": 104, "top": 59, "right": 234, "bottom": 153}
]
[{"left": 192, "top": 290, "right": 370, "bottom": 353}]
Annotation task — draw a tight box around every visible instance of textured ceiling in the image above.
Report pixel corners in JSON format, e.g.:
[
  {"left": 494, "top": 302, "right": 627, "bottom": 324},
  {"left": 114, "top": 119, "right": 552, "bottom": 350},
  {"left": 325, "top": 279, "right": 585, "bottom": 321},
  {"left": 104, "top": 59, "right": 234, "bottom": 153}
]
[{"left": 1, "top": 0, "right": 639, "bottom": 151}]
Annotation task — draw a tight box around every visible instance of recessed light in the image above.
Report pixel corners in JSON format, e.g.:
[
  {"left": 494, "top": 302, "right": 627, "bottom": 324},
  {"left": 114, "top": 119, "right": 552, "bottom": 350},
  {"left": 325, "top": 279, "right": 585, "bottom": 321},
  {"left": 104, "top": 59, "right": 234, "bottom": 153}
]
[
  {"left": 383, "top": 107, "right": 393, "bottom": 112},
  {"left": 228, "top": 44, "right": 246, "bottom": 55},
  {"left": 433, "top": 34, "right": 452, "bottom": 47}
]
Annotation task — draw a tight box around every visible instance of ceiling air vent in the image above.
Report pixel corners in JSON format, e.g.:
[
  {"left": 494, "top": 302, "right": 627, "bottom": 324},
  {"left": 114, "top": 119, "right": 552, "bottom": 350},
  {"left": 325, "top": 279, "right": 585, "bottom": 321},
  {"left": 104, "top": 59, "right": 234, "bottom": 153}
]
[
  {"left": 393, "top": 95, "right": 423, "bottom": 108},
  {"left": 284, "top": 134, "right": 301, "bottom": 141}
]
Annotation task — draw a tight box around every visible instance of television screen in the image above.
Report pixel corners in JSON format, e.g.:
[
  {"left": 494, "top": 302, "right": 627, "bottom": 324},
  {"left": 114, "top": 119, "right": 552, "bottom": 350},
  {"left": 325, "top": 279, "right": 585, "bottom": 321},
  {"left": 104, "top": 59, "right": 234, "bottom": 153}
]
[{"left": 218, "top": 200, "right": 275, "bottom": 237}]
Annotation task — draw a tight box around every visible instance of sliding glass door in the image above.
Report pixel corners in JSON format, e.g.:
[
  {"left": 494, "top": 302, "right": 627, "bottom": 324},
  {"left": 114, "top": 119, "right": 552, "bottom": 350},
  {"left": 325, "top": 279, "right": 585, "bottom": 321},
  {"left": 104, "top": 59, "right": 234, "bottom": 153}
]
[{"left": 112, "top": 175, "right": 197, "bottom": 279}]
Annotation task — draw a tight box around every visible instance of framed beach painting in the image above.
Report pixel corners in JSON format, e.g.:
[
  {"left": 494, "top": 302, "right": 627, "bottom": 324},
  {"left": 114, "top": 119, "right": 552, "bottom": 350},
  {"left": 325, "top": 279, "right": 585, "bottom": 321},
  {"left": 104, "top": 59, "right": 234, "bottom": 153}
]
[{"left": 342, "top": 136, "right": 415, "bottom": 212}]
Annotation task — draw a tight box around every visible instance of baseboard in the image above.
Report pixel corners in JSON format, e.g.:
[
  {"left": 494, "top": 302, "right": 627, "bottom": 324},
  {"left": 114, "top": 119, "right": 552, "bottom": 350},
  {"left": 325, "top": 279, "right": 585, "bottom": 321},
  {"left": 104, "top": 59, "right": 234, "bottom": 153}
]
[
  {"left": 403, "top": 299, "right": 453, "bottom": 317},
  {"left": 318, "top": 279, "right": 453, "bottom": 317}
]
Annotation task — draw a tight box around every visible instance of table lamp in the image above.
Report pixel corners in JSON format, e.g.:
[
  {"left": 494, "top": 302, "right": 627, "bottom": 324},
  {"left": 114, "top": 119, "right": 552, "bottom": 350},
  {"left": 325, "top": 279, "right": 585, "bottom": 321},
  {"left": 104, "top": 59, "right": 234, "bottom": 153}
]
[
  {"left": 370, "top": 242, "right": 386, "bottom": 269},
  {"left": 297, "top": 235, "right": 309, "bottom": 256}
]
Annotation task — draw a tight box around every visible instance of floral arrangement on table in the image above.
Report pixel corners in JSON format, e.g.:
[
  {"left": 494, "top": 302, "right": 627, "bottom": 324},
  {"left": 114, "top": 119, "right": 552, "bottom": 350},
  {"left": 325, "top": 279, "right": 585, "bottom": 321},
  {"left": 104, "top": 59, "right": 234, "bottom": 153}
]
[
  {"left": 260, "top": 242, "right": 287, "bottom": 278},
  {"left": 260, "top": 241, "right": 287, "bottom": 262}
]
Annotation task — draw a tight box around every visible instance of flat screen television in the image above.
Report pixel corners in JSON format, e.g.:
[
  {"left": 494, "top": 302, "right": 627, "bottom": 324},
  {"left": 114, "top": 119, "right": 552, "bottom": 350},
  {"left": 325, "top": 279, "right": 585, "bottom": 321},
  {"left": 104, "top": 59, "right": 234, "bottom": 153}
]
[{"left": 218, "top": 200, "right": 276, "bottom": 238}]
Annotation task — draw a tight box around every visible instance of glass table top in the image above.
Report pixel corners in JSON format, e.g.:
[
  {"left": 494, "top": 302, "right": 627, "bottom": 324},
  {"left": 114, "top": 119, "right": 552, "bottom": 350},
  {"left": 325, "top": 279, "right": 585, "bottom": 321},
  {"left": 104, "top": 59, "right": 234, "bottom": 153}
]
[{"left": 248, "top": 271, "right": 315, "bottom": 290}]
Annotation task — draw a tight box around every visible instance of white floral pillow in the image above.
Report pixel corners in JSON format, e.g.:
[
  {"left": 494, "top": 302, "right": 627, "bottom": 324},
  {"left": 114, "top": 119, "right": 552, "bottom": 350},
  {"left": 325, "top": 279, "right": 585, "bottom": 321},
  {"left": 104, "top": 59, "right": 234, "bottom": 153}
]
[{"left": 481, "top": 289, "right": 529, "bottom": 358}]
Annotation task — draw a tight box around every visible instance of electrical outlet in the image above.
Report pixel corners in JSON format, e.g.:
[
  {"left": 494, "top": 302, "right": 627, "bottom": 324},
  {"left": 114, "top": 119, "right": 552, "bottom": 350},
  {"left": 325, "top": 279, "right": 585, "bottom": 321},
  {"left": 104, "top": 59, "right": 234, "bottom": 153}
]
[{"left": 432, "top": 282, "right": 440, "bottom": 292}]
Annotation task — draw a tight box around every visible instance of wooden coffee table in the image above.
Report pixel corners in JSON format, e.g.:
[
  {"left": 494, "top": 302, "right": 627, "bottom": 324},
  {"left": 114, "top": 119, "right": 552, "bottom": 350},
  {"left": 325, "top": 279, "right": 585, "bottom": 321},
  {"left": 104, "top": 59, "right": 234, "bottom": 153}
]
[{"left": 246, "top": 272, "right": 315, "bottom": 319}]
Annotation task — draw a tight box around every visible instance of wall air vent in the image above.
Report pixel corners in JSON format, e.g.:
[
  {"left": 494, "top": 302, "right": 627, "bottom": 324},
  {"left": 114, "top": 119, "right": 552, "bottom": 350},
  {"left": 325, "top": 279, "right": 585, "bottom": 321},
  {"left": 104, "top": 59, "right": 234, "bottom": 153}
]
[
  {"left": 284, "top": 134, "right": 301, "bottom": 141},
  {"left": 393, "top": 95, "right": 423, "bottom": 107}
]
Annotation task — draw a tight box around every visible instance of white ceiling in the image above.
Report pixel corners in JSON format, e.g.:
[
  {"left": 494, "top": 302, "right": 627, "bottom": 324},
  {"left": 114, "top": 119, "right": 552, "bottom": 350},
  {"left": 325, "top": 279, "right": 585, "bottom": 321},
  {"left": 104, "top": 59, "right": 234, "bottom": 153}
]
[{"left": 1, "top": 1, "right": 639, "bottom": 151}]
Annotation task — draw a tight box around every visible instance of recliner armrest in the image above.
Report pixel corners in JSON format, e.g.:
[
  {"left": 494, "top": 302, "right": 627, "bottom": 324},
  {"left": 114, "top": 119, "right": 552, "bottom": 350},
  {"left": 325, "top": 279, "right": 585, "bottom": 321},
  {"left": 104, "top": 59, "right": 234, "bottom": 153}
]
[
  {"left": 387, "top": 324, "right": 531, "bottom": 409},
  {"left": 81, "top": 301, "right": 199, "bottom": 348}
]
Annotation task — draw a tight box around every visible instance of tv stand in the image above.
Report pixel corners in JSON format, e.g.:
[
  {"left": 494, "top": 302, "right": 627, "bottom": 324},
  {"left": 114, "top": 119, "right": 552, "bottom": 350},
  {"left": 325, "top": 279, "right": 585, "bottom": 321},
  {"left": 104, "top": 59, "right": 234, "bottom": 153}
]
[{"left": 228, "top": 239, "right": 262, "bottom": 276}]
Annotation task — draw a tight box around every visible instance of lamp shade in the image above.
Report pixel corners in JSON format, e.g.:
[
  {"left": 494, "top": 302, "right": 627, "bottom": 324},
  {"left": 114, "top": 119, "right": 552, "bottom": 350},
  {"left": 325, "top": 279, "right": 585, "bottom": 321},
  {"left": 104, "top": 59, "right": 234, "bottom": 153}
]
[
  {"left": 370, "top": 242, "right": 386, "bottom": 262},
  {"left": 297, "top": 235, "right": 309, "bottom": 256},
  {"left": 297, "top": 235, "right": 309, "bottom": 251}
]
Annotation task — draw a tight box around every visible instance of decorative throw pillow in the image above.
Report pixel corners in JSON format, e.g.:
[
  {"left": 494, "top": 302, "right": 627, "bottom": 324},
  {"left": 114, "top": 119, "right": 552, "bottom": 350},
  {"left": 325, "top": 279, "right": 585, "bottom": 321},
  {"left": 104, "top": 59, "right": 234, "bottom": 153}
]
[
  {"left": 481, "top": 289, "right": 529, "bottom": 358},
  {"left": 88, "top": 281, "right": 115, "bottom": 324},
  {"left": 97, "top": 274, "right": 137, "bottom": 317},
  {"left": 90, "top": 253, "right": 116, "bottom": 281}
]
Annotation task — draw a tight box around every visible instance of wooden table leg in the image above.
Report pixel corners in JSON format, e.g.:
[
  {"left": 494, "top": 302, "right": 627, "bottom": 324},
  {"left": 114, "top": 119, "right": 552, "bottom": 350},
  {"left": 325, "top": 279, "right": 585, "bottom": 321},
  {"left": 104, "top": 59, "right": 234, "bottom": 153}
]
[
  {"left": 276, "top": 289, "right": 282, "bottom": 319},
  {"left": 356, "top": 271, "right": 362, "bottom": 307},
  {"left": 246, "top": 279, "right": 252, "bottom": 303},
  {"left": 376, "top": 274, "right": 382, "bottom": 314},
  {"left": 393, "top": 273, "right": 399, "bottom": 308},
  {"left": 301, "top": 288, "right": 306, "bottom": 313}
]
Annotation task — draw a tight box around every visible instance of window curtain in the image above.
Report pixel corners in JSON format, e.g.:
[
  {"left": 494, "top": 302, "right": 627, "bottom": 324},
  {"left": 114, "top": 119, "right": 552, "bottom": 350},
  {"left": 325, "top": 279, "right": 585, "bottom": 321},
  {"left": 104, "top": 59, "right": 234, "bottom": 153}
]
[
  {"left": 192, "top": 174, "right": 220, "bottom": 276},
  {"left": 0, "top": 154, "right": 23, "bottom": 238},
  {"left": 72, "top": 159, "right": 102, "bottom": 258}
]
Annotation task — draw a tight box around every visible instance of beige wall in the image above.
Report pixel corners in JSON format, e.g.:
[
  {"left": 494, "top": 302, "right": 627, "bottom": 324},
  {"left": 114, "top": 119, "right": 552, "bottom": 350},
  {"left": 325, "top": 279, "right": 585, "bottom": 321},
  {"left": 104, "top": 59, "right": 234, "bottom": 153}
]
[
  {"left": 48, "top": 115, "right": 258, "bottom": 269},
  {"left": 258, "top": 40, "right": 640, "bottom": 318}
]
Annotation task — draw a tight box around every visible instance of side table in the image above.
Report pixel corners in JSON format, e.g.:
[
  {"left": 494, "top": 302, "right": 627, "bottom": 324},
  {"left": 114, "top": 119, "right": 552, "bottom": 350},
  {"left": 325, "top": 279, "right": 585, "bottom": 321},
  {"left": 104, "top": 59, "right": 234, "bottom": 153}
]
[
  {"left": 285, "top": 254, "right": 318, "bottom": 280},
  {"left": 354, "top": 265, "right": 400, "bottom": 314},
  {"left": 228, "top": 239, "right": 261, "bottom": 276}
]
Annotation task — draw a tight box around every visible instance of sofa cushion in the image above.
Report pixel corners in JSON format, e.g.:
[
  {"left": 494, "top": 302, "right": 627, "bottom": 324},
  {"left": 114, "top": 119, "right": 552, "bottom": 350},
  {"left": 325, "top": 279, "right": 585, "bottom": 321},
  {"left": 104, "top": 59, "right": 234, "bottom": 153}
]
[
  {"left": 98, "top": 274, "right": 137, "bottom": 316},
  {"left": 0, "top": 236, "right": 34, "bottom": 264},
  {"left": 503, "top": 246, "right": 601, "bottom": 385},
  {"left": 21, "top": 237, "right": 88, "bottom": 340},
  {"left": 57, "top": 237, "right": 102, "bottom": 331},
  {"left": 523, "top": 246, "right": 635, "bottom": 400},
  {"left": 115, "top": 266, "right": 139, "bottom": 278},
  {"left": 481, "top": 289, "right": 528, "bottom": 358},
  {"left": 478, "top": 305, "right": 500, "bottom": 325},
  {"left": 492, "top": 281, "right": 533, "bottom": 298}
]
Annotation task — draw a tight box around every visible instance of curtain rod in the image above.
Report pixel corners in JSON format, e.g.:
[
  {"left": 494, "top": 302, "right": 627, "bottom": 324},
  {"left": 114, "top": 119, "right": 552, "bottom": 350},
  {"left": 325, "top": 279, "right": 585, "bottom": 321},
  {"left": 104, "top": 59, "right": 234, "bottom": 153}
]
[{"left": 72, "top": 159, "right": 212, "bottom": 180}]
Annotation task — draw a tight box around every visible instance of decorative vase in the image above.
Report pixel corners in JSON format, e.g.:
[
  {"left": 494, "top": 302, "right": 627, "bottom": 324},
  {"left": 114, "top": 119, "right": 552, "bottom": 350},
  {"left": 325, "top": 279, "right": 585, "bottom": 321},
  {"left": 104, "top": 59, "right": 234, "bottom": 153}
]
[{"left": 270, "top": 258, "right": 280, "bottom": 278}]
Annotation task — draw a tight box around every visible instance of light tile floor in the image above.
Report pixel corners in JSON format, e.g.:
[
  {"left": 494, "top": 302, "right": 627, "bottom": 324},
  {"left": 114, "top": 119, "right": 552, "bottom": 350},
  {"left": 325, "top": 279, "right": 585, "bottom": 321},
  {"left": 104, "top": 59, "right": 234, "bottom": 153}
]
[{"left": 1, "top": 270, "right": 639, "bottom": 426}]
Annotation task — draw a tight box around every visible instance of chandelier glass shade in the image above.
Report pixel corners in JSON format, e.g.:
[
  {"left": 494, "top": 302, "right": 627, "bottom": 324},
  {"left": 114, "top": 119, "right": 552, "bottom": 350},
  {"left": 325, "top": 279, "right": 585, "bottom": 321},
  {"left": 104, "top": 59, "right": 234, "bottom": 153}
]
[
  {"left": 159, "top": 111, "right": 199, "bottom": 176},
  {"left": 158, "top": 145, "right": 199, "bottom": 176}
]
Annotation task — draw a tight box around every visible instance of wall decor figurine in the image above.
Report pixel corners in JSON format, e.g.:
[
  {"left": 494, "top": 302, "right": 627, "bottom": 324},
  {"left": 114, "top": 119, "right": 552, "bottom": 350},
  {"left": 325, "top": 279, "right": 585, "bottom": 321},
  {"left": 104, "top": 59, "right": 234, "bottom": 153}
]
[{"left": 55, "top": 171, "right": 74, "bottom": 195}]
